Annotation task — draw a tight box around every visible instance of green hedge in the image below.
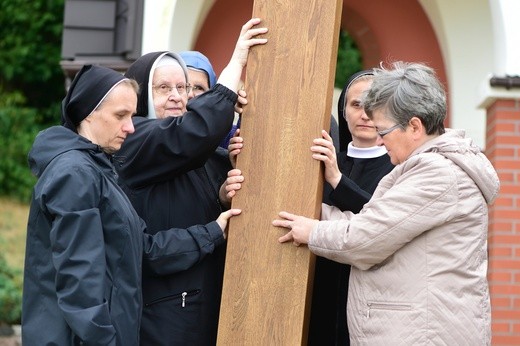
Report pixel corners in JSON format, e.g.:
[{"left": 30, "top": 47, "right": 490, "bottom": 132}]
[
  {"left": 0, "top": 92, "right": 56, "bottom": 202},
  {"left": 0, "top": 254, "right": 22, "bottom": 325},
  {"left": 335, "top": 30, "right": 363, "bottom": 89}
]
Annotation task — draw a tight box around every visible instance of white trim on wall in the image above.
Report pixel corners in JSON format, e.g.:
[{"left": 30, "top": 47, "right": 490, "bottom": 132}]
[
  {"left": 142, "top": 0, "right": 518, "bottom": 149},
  {"left": 419, "top": 0, "right": 494, "bottom": 149},
  {"left": 142, "top": 0, "right": 215, "bottom": 54},
  {"left": 490, "top": 0, "right": 520, "bottom": 76},
  {"left": 142, "top": 0, "right": 176, "bottom": 53},
  {"left": 477, "top": 0, "right": 520, "bottom": 129}
]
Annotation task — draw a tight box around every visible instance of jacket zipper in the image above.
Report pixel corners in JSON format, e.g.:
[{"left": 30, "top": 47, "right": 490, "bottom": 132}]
[
  {"left": 145, "top": 289, "right": 201, "bottom": 308},
  {"left": 181, "top": 291, "right": 187, "bottom": 307},
  {"left": 366, "top": 301, "right": 412, "bottom": 318}
]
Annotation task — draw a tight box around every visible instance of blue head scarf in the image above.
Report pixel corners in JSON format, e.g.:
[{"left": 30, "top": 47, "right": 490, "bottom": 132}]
[{"left": 179, "top": 51, "right": 217, "bottom": 88}]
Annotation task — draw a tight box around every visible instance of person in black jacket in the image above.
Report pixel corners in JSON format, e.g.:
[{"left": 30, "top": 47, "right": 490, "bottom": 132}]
[
  {"left": 307, "top": 70, "right": 395, "bottom": 345},
  {"left": 22, "top": 64, "right": 241, "bottom": 345},
  {"left": 114, "top": 18, "right": 267, "bottom": 345}
]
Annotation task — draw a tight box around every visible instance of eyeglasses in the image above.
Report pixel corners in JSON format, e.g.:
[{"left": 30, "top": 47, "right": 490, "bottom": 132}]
[
  {"left": 377, "top": 123, "right": 403, "bottom": 138},
  {"left": 153, "top": 83, "right": 192, "bottom": 96}
]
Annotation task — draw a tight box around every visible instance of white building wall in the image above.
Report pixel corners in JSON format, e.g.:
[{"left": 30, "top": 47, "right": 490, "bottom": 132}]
[
  {"left": 142, "top": 0, "right": 518, "bottom": 148},
  {"left": 142, "top": 0, "right": 213, "bottom": 54},
  {"left": 142, "top": 0, "right": 176, "bottom": 53},
  {"left": 477, "top": 0, "right": 520, "bottom": 111},
  {"left": 420, "top": 0, "right": 495, "bottom": 148},
  {"left": 490, "top": 0, "right": 520, "bottom": 76}
]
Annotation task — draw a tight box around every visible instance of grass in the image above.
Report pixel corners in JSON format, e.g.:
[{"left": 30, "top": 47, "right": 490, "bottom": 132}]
[{"left": 0, "top": 198, "right": 28, "bottom": 271}]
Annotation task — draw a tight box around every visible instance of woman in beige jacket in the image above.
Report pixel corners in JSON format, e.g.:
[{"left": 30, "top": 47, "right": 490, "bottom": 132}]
[{"left": 274, "top": 61, "right": 500, "bottom": 345}]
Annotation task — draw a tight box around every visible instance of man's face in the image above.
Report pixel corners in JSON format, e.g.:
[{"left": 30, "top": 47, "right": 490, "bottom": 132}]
[{"left": 187, "top": 68, "right": 210, "bottom": 100}]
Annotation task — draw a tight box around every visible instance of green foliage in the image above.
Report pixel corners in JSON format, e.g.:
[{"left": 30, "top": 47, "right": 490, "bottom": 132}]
[
  {"left": 0, "top": 91, "right": 49, "bottom": 202},
  {"left": 0, "top": 0, "right": 65, "bottom": 114},
  {"left": 0, "top": 0, "right": 65, "bottom": 200},
  {"left": 0, "top": 253, "right": 22, "bottom": 325},
  {"left": 335, "top": 30, "right": 363, "bottom": 89},
  {"left": 0, "top": 111, "right": 38, "bottom": 202}
]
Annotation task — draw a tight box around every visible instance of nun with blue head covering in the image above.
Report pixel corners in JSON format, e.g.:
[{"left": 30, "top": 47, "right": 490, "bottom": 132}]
[
  {"left": 23, "top": 64, "right": 240, "bottom": 345},
  {"left": 180, "top": 50, "right": 244, "bottom": 150},
  {"left": 180, "top": 50, "right": 217, "bottom": 95},
  {"left": 179, "top": 50, "right": 246, "bottom": 201}
]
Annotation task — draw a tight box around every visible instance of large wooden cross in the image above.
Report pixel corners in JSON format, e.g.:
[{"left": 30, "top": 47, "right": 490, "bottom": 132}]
[{"left": 218, "top": 1, "right": 343, "bottom": 344}]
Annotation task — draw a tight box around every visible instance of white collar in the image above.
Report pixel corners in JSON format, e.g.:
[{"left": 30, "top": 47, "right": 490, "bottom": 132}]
[{"left": 347, "top": 142, "right": 388, "bottom": 158}]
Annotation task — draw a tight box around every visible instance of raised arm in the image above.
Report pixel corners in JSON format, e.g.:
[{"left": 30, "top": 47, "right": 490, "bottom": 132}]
[
  {"left": 115, "top": 18, "right": 268, "bottom": 188},
  {"left": 217, "top": 18, "right": 268, "bottom": 93}
]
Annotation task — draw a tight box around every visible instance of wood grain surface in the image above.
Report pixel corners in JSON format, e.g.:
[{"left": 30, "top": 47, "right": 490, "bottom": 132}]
[{"left": 217, "top": 1, "right": 342, "bottom": 344}]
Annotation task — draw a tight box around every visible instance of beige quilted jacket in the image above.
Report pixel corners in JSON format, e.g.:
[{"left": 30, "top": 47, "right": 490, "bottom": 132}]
[{"left": 309, "top": 129, "right": 499, "bottom": 345}]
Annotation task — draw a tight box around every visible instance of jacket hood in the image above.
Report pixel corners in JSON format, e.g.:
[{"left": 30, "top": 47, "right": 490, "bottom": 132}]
[
  {"left": 125, "top": 51, "right": 189, "bottom": 118},
  {"left": 28, "top": 126, "right": 101, "bottom": 178},
  {"left": 414, "top": 128, "right": 500, "bottom": 204}
]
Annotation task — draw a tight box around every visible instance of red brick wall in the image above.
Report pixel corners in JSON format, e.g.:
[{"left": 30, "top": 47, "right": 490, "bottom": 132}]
[{"left": 485, "top": 98, "right": 520, "bottom": 345}]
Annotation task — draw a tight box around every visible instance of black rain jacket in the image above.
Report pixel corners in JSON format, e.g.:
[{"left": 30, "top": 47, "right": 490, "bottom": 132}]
[{"left": 22, "top": 126, "right": 224, "bottom": 345}]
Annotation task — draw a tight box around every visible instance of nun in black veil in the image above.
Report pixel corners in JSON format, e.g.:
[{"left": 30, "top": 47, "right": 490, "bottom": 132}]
[{"left": 308, "top": 70, "right": 395, "bottom": 345}]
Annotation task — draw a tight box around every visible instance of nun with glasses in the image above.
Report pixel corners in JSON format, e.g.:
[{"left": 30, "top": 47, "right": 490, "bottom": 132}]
[
  {"left": 308, "top": 69, "right": 395, "bottom": 345},
  {"left": 114, "top": 18, "right": 268, "bottom": 346}
]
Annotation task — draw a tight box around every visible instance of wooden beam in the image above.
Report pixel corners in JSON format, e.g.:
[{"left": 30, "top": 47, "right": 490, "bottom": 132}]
[{"left": 218, "top": 1, "right": 343, "bottom": 344}]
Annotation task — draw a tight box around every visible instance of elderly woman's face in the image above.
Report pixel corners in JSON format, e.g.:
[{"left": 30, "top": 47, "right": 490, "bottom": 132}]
[
  {"left": 371, "top": 109, "right": 415, "bottom": 165},
  {"left": 152, "top": 64, "right": 188, "bottom": 118},
  {"left": 345, "top": 78, "right": 378, "bottom": 148}
]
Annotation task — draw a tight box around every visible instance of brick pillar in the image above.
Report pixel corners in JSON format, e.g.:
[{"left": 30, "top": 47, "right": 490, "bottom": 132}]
[{"left": 485, "top": 98, "right": 520, "bottom": 345}]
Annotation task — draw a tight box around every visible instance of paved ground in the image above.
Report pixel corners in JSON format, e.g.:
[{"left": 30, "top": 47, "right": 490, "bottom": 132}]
[
  {"left": 0, "top": 335, "right": 20, "bottom": 346},
  {"left": 0, "top": 326, "right": 21, "bottom": 346}
]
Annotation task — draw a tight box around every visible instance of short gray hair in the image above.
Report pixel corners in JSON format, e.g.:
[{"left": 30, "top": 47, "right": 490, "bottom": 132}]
[{"left": 364, "top": 61, "right": 446, "bottom": 135}]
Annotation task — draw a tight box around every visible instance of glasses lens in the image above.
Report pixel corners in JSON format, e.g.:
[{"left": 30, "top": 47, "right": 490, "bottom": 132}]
[
  {"left": 175, "top": 83, "right": 192, "bottom": 95},
  {"left": 378, "top": 124, "right": 401, "bottom": 137},
  {"left": 154, "top": 84, "right": 191, "bottom": 96},
  {"left": 155, "top": 85, "right": 169, "bottom": 95}
]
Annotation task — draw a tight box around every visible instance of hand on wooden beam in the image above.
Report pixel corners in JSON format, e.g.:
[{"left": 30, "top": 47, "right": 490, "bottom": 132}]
[
  {"left": 217, "top": 18, "right": 268, "bottom": 93},
  {"left": 311, "top": 130, "right": 342, "bottom": 189},
  {"left": 219, "top": 168, "right": 244, "bottom": 208},
  {"left": 227, "top": 129, "right": 243, "bottom": 169},
  {"left": 234, "top": 88, "right": 247, "bottom": 114},
  {"left": 216, "top": 208, "right": 242, "bottom": 240},
  {"left": 273, "top": 211, "right": 319, "bottom": 246}
]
